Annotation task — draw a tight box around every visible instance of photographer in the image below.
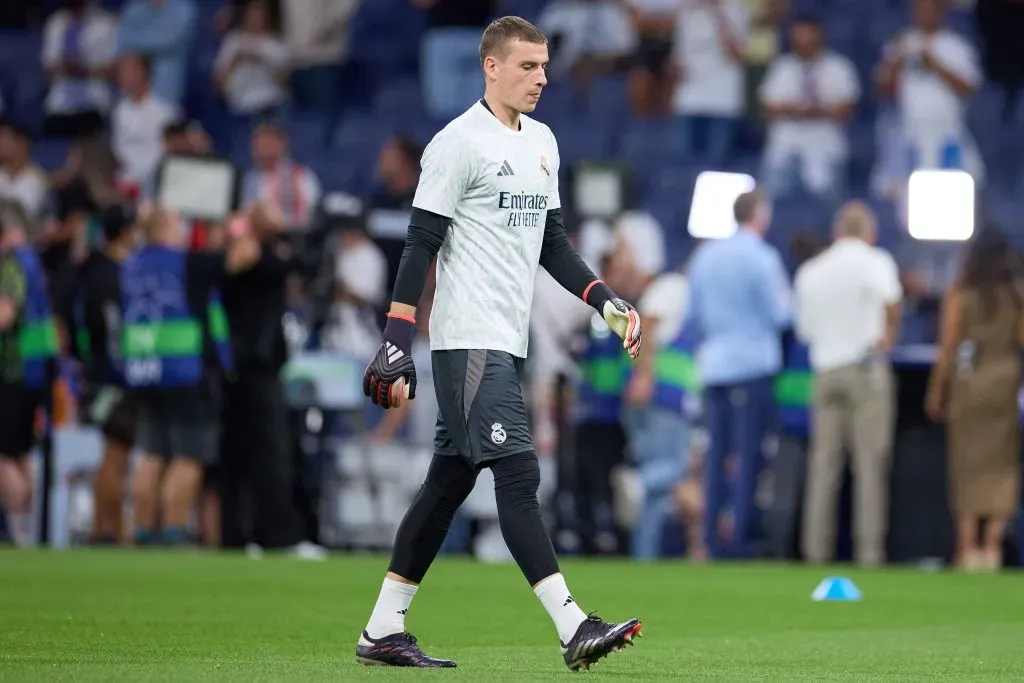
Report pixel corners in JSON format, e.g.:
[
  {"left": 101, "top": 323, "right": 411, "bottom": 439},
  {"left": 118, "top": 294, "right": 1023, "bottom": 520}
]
[{"left": 219, "top": 201, "right": 324, "bottom": 558}]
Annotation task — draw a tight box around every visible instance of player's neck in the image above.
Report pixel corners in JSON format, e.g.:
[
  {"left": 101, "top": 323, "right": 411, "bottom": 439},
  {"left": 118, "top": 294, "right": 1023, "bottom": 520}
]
[{"left": 482, "top": 92, "right": 521, "bottom": 131}]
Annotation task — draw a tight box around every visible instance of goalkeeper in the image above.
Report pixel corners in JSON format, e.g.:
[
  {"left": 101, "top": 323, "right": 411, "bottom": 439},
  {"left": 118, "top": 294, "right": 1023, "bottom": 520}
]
[{"left": 358, "top": 15, "right": 643, "bottom": 673}]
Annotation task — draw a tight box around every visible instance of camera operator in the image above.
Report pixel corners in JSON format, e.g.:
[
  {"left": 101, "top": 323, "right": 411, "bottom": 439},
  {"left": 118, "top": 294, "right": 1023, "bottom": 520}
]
[{"left": 219, "top": 201, "right": 325, "bottom": 558}]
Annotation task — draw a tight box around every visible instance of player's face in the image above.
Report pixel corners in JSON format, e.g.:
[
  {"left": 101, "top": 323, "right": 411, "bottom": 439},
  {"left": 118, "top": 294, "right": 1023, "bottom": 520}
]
[{"left": 496, "top": 40, "right": 549, "bottom": 114}]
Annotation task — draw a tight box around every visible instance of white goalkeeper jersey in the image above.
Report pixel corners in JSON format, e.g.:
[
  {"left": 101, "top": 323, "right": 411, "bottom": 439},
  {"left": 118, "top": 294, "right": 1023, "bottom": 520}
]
[{"left": 413, "top": 100, "right": 562, "bottom": 358}]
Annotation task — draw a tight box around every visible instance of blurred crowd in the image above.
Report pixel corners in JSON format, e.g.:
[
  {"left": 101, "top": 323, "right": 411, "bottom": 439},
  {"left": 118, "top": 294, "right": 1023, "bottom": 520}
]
[{"left": 0, "top": 0, "right": 1022, "bottom": 569}]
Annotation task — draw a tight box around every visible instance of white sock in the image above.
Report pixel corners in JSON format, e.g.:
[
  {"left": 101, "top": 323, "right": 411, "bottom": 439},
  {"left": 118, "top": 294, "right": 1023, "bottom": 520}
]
[
  {"left": 9, "top": 513, "right": 33, "bottom": 547},
  {"left": 534, "top": 573, "right": 587, "bottom": 643},
  {"left": 364, "top": 577, "right": 418, "bottom": 639}
]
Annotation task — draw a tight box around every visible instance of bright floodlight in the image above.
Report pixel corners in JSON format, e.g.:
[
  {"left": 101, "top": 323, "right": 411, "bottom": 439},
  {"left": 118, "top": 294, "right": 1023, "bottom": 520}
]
[
  {"left": 688, "top": 171, "right": 756, "bottom": 239},
  {"left": 907, "top": 170, "right": 975, "bottom": 241}
]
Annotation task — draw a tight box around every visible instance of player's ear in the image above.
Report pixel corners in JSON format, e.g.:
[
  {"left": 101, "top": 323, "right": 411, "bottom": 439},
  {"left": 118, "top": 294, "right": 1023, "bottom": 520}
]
[{"left": 482, "top": 54, "right": 498, "bottom": 80}]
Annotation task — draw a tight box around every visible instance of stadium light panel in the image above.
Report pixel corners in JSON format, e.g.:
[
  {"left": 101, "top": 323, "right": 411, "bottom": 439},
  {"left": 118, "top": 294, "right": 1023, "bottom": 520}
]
[
  {"left": 907, "top": 170, "right": 975, "bottom": 242},
  {"left": 688, "top": 171, "right": 756, "bottom": 239}
]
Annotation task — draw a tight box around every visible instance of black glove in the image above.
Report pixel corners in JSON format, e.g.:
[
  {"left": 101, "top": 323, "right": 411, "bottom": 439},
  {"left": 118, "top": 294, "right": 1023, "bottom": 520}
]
[{"left": 363, "top": 313, "right": 418, "bottom": 409}]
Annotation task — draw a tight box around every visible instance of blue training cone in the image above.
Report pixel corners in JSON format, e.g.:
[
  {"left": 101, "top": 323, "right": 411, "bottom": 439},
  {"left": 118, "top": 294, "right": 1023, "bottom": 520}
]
[{"left": 811, "top": 576, "right": 862, "bottom": 602}]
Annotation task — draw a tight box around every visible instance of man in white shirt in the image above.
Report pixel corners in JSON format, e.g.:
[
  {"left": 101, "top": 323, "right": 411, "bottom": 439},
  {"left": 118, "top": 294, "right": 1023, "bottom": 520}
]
[
  {"left": 874, "top": 0, "right": 983, "bottom": 199},
  {"left": 0, "top": 124, "right": 50, "bottom": 222},
  {"left": 213, "top": 0, "right": 290, "bottom": 116},
  {"left": 669, "top": 0, "right": 749, "bottom": 164},
  {"left": 760, "top": 15, "right": 860, "bottom": 207},
  {"left": 356, "top": 16, "right": 643, "bottom": 672},
  {"left": 794, "top": 201, "right": 902, "bottom": 568},
  {"left": 241, "top": 122, "right": 321, "bottom": 230},
  {"left": 110, "top": 53, "right": 181, "bottom": 189},
  {"left": 42, "top": 0, "right": 118, "bottom": 138},
  {"left": 539, "top": 0, "right": 636, "bottom": 84}
]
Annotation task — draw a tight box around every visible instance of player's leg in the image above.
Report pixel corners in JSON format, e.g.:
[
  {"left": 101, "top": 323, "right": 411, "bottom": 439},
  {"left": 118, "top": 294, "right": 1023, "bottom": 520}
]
[
  {"left": 131, "top": 394, "right": 171, "bottom": 545},
  {"left": 0, "top": 380, "right": 38, "bottom": 546},
  {"left": 161, "top": 396, "right": 221, "bottom": 546},
  {"left": 91, "top": 388, "right": 136, "bottom": 544},
  {"left": 357, "top": 350, "right": 481, "bottom": 667},
  {"left": 475, "top": 353, "right": 642, "bottom": 671},
  {"left": 356, "top": 453, "right": 476, "bottom": 668}
]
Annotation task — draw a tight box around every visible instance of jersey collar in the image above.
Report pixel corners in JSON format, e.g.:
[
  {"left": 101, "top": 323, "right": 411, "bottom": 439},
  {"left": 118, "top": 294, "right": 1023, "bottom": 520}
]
[{"left": 479, "top": 98, "right": 522, "bottom": 132}]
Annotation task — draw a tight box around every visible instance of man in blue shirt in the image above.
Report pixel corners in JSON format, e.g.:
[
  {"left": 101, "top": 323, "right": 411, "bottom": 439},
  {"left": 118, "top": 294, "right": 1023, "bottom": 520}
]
[
  {"left": 117, "top": 0, "right": 196, "bottom": 104},
  {"left": 686, "top": 189, "right": 792, "bottom": 558}
]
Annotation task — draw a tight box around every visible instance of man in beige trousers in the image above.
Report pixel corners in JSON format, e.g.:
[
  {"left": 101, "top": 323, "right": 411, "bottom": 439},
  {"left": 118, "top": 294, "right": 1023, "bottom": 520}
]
[{"left": 794, "top": 201, "right": 902, "bottom": 567}]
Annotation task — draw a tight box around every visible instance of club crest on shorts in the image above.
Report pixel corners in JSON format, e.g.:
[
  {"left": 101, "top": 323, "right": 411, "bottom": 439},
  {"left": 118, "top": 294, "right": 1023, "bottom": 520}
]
[
  {"left": 540, "top": 155, "right": 550, "bottom": 176},
  {"left": 490, "top": 422, "right": 507, "bottom": 445}
]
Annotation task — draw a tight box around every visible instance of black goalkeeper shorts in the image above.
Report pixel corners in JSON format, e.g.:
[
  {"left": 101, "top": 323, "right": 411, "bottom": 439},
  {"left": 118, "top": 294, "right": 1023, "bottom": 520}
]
[{"left": 432, "top": 349, "right": 533, "bottom": 467}]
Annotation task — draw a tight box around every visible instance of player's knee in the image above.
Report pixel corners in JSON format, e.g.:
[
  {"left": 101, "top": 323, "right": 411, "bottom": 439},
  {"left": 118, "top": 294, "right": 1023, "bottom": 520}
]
[
  {"left": 422, "top": 455, "right": 478, "bottom": 513},
  {"left": 492, "top": 452, "right": 541, "bottom": 514}
]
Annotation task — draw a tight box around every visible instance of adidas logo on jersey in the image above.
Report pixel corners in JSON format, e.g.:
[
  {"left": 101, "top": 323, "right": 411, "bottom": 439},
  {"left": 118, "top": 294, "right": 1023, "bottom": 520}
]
[
  {"left": 496, "top": 160, "right": 515, "bottom": 177},
  {"left": 385, "top": 342, "right": 405, "bottom": 366}
]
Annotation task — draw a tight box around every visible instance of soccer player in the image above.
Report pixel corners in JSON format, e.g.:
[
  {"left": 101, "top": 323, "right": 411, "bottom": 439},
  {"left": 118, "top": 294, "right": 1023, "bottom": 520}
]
[{"left": 358, "top": 16, "right": 644, "bottom": 671}]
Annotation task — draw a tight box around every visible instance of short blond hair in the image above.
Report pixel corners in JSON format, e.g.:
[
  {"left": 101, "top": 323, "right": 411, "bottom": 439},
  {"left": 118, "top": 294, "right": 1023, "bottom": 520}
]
[
  {"left": 479, "top": 16, "right": 547, "bottom": 65},
  {"left": 832, "top": 200, "right": 877, "bottom": 239}
]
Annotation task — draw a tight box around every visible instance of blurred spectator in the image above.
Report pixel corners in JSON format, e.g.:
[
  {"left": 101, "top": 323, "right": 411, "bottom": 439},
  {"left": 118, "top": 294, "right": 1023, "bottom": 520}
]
[
  {"left": 538, "top": 0, "right": 635, "bottom": 87},
  {"left": 739, "top": 0, "right": 785, "bottom": 67},
  {"left": 214, "top": 0, "right": 290, "bottom": 117},
  {"left": 371, "top": 135, "right": 422, "bottom": 211},
  {"left": 241, "top": 121, "right": 322, "bottom": 230},
  {"left": 874, "top": 0, "right": 983, "bottom": 197},
  {"left": 111, "top": 54, "right": 181, "bottom": 189},
  {"left": 613, "top": 212, "right": 691, "bottom": 560},
  {"left": 50, "top": 135, "right": 123, "bottom": 209},
  {"left": 39, "top": 189, "right": 91, "bottom": 282},
  {"left": 281, "top": 0, "right": 359, "bottom": 113},
  {"left": 529, "top": 222, "right": 606, "bottom": 458},
  {"left": 739, "top": 0, "right": 787, "bottom": 124},
  {"left": 415, "top": 0, "right": 497, "bottom": 119},
  {"left": 370, "top": 135, "right": 422, "bottom": 290},
  {"left": 759, "top": 14, "right": 860, "bottom": 207},
  {"left": 686, "top": 189, "right": 791, "bottom": 558},
  {"left": 0, "top": 123, "right": 50, "bottom": 221},
  {"left": 976, "top": 0, "right": 1024, "bottom": 122},
  {"left": 42, "top": 0, "right": 117, "bottom": 139},
  {"left": 0, "top": 217, "right": 34, "bottom": 547},
  {"left": 216, "top": 0, "right": 282, "bottom": 37},
  {"left": 795, "top": 201, "right": 901, "bottom": 568},
  {"left": 670, "top": 0, "right": 749, "bottom": 165},
  {"left": 117, "top": 0, "right": 197, "bottom": 105},
  {"left": 625, "top": 0, "right": 678, "bottom": 117},
  {"left": 322, "top": 214, "right": 387, "bottom": 360},
  {"left": 925, "top": 227, "right": 1023, "bottom": 571}
]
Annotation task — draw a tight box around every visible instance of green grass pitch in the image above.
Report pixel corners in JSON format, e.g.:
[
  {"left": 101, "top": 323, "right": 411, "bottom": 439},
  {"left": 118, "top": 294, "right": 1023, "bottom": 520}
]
[{"left": 1, "top": 550, "right": 1022, "bottom": 681}]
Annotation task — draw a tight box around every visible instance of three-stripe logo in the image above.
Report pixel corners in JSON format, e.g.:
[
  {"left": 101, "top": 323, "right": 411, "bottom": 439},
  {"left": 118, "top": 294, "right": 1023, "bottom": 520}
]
[
  {"left": 385, "top": 342, "right": 405, "bottom": 366},
  {"left": 496, "top": 160, "right": 515, "bottom": 177}
]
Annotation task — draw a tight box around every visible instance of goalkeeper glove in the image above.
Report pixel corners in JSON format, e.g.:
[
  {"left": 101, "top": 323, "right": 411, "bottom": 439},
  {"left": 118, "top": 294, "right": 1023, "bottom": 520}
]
[
  {"left": 603, "top": 298, "right": 643, "bottom": 359},
  {"left": 363, "top": 313, "right": 418, "bottom": 409},
  {"left": 586, "top": 279, "right": 642, "bottom": 359}
]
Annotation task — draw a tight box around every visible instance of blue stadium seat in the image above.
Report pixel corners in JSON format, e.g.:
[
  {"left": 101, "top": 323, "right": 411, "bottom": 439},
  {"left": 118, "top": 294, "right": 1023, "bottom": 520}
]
[
  {"left": 32, "top": 139, "right": 71, "bottom": 172},
  {"left": 372, "top": 78, "right": 425, "bottom": 122}
]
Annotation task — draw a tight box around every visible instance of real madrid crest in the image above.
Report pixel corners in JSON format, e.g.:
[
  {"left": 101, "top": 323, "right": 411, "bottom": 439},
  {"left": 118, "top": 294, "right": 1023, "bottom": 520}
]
[{"left": 540, "top": 155, "right": 550, "bottom": 176}]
